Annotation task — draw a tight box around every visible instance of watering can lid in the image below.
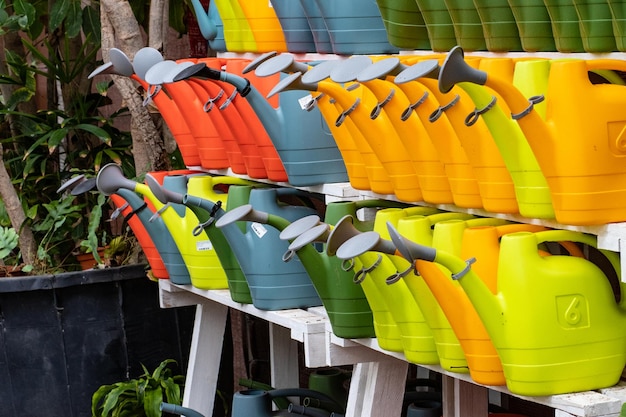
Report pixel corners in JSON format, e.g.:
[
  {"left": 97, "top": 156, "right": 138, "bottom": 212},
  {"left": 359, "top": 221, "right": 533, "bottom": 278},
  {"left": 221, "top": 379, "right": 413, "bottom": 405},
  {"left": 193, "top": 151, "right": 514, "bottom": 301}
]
[
  {"left": 132, "top": 47, "right": 164, "bottom": 81},
  {"left": 357, "top": 57, "right": 401, "bottom": 83},
  {"left": 215, "top": 204, "right": 252, "bottom": 228},
  {"left": 267, "top": 72, "right": 306, "bottom": 98},
  {"left": 162, "top": 61, "right": 196, "bottom": 83},
  {"left": 71, "top": 177, "right": 97, "bottom": 195},
  {"left": 243, "top": 51, "right": 279, "bottom": 74},
  {"left": 279, "top": 215, "right": 321, "bottom": 241},
  {"left": 301, "top": 59, "right": 342, "bottom": 84},
  {"left": 330, "top": 56, "right": 374, "bottom": 84},
  {"left": 57, "top": 174, "right": 86, "bottom": 194},
  {"left": 144, "top": 60, "right": 179, "bottom": 85},
  {"left": 336, "top": 231, "right": 381, "bottom": 260},
  {"left": 254, "top": 53, "right": 293, "bottom": 77},
  {"left": 109, "top": 48, "right": 134, "bottom": 77},
  {"left": 394, "top": 60, "right": 440, "bottom": 84},
  {"left": 288, "top": 223, "right": 330, "bottom": 251}
]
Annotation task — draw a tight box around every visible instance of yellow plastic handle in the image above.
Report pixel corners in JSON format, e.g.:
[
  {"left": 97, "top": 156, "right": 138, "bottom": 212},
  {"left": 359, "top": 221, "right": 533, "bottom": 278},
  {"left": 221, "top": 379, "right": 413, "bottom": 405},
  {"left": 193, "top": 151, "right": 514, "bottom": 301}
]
[{"left": 586, "top": 59, "right": 626, "bottom": 73}]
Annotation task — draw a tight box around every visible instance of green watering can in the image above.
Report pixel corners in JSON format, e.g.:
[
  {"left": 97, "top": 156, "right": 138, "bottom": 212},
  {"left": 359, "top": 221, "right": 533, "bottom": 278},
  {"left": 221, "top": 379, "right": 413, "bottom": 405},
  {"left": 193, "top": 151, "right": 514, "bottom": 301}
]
[{"left": 388, "top": 224, "right": 626, "bottom": 396}]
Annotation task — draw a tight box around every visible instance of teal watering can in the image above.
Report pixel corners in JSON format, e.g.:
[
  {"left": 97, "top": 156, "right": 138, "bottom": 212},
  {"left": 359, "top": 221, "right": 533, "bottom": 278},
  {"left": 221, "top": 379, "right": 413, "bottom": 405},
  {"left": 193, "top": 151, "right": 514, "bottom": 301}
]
[
  {"left": 161, "top": 403, "right": 205, "bottom": 417},
  {"left": 113, "top": 188, "right": 190, "bottom": 284},
  {"left": 232, "top": 388, "right": 344, "bottom": 417},
  {"left": 145, "top": 175, "right": 257, "bottom": 304},
  {"left": 189, "top": 0, "right": 227, "bottom": 52},
  {"left": 270, "top": 0, "right": 317, "bottom": 53},
  {"left": 172, "top": 62, "right": 348, "bottom": 187},
  {"left": 387, "top": 224, "right": 626, "bottom": 396},
  {"left": 214, "top": 187, "right": 323, "bottom": 310},
  {"left": 96, "top": 164, "right": 229, "bottom": 290},
  {"left": 298, "top": 0, "right": 333, "bottom": 53}
]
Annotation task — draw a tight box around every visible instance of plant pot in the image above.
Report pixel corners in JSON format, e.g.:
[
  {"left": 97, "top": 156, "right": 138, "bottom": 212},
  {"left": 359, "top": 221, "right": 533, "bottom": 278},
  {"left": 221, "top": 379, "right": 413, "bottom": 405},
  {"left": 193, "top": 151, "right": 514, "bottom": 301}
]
[{"left": 76, "top": 247, "right": 106, "bottom": 270}]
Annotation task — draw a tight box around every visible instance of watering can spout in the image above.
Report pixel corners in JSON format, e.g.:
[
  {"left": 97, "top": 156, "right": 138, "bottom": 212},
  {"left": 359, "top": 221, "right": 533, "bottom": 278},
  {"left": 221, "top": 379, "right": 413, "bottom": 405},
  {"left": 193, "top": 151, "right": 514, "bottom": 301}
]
[
  {"left": 189, "top": 0, "right": 218, "bottom": 41},
  {"left": 386, "top": 222, "right": 436, "bottom": 262},
  {"left": 160, "top": 402, "right": 206, "bottom": 417},
  {"left": 145, "top": 174, "right": 184, "bottom": 204},
  {"left": 174, "top": 63, "right": 252, "bottom": 97},
  {"left": 439, "top": 46, "right": 488, "bottom": 93}
]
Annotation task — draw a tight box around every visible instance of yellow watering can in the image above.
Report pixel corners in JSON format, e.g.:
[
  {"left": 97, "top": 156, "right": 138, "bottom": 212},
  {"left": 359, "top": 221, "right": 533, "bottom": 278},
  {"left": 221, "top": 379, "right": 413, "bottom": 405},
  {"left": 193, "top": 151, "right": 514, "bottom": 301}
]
[
  {"left": 332, "top": 208, "right": 441, "bottom": 364},
  {"left": 390, "top": 57, "right": 518, "bottom": 214},
  {"left": 96, "top": 164, "right": 230, "bottom": 290},
  {"left": 237, "top": 0, "right": 288, "bottom": 52},
  {"left": 441, "top": 46, "right": 626, "bottom": 225},
  {"left": 438, "top": 47, "right": 555, "bottom": 220},
  {"left": 388, "top": 225, "right": 626, "bottom": 396},
  {"left": 213, "top": 0, "right": 256, "bottom": 52},
  {"left": 336, "top": 208, "right": 474, "bottom": 371}
]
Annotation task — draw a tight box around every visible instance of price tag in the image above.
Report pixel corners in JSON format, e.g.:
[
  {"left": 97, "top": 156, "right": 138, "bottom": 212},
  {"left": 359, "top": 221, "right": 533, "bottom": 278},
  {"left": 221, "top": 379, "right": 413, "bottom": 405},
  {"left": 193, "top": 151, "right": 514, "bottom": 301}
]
[
  {"left": 196, "top": 240, "right": 214, "bottom": 251},
  {"left": 251, "top": 222, "right": 268, "bottom": 238},
  {"left": 299, "top": 94, "right": 314, "bottom": 110}
]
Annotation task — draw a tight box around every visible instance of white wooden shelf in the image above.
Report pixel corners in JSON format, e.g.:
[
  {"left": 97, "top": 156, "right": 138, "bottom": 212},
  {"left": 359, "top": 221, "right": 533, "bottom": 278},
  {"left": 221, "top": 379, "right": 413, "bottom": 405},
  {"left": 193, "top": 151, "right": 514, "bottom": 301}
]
[{"left": 158, "top": 280, "right": 626, "bottom": 417}]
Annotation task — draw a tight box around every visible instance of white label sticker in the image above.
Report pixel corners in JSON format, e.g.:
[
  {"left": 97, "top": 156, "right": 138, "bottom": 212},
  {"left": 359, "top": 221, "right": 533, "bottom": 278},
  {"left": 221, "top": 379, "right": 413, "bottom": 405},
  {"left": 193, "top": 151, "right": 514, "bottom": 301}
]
[
  {"left": 196, "top": 240, "right": 214, "bottom": 251},
  {"left": 298, "top": 94, "right": 313, "bottom": 110},
  {"left": 251, "top": 222, "right": 268, "bottom": 238},
  {"left": 269, "top": 0, "right": 273, "bottom": 7}
]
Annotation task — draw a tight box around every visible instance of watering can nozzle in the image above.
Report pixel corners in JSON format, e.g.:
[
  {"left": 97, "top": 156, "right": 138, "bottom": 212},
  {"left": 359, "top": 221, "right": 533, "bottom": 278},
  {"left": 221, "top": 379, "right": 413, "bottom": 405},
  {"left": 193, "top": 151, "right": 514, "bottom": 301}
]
[
  {"left": 173, "top": 63, "right": 220, "bottom": 82},
  {"left": 160, "top": 402, "right": 206, "bottom": 417},
  {"left": 386, "top": 222, "right": 436, "bottom": 262},
  {"left": 438, "top": 46, "right": 487, "bottom": 94}
]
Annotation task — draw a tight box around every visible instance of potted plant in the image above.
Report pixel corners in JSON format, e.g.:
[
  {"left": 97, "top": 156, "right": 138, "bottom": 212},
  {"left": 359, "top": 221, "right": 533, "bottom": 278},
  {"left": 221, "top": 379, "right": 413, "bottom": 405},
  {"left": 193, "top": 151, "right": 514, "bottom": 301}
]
[{"left": 91, "top": 359, "right": 185, "bottom": 417}]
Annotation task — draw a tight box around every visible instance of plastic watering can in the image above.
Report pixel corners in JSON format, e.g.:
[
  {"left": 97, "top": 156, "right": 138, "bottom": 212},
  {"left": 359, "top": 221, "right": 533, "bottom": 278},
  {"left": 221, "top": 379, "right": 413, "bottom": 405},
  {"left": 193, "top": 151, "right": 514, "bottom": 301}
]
[
  {"left": 572, "top": 0, "right": 617, "bottom": 52},
  {"left": 298, "top": 0, "right": 333, "bottom": 53},
  {"left": 253, "top": 54, "right": 371, "bottom": 191},
  {"left": 392, "top": 58, "right": 519, "bottom": 214},
  {"left": 237, "top": 0, "right": 288, "bottom": 52},
  {"left": 214, "top": 187, "right": 322, "bottom": 310},
  {"left": 392, "top": 219, "right": 549, "bottom": 386},
  {"left": 161, "top": 402, "right": 205, "bottom": 417},
  {"left": 232, "top": 388, "right": 344, "bottom": 417},
  {"left": 290, "top": 60, "right": 398, "bottom": 195},
  {"left": 442, "top": 0, "right": 487, "bottom": 51},
  {"left": 145, "top": 175, "right": 257, "bottom": 303},
  {"left": 270, "top": 0, "right": 316, "bottom": 53},
  {"left": 173, "top": 62, "right": 348, "bottom": 187},
  {"left": 96, "top": 164, "right": 228, "bottom": 290},
  {"left": 414, "top": 0, "right": 457, "bottom": 51},
  {"left": 330, "top": 58, "right": 426, "bottom": 201},
  {"left": 374, "top": 57, "right": 496, "bottom": 210},
  {"left": 438, "top": 47, "right": 556, "bottom": 220},
  {"left": 375, "top": 0, "right": 431, "bottom": 50},
  {"left": 223, "top": 58, "right": 289, "bottom": 183},
  {"left": 542, "top": 0, "right": 585, "bottom": 52},
  {"left": 367, "top": 209, "right": 475, "bottom": 372},
  {"left": 88, "top": 48, "right": 201, "bottom": 168},
  {"left": 445, "top": 48, "right": 626, "bottom": 224},
  {"left": 608, "top": 0, "right": 626, "bottom": 51},
  {"left": 335, "top": 208, "right": 454, "bottom": 366},
  {"left": 506, "top": 0, "right": 556, "bottom": 52},
  {"left": 189, "top": 0, "right": 227, "bottom": 52},
  {"left": 213, "top": 0, "right": 256, "bottom": 52},
  {"left": 307, "top": 368, "right": 350, "bottom": 409},
  {"left": 189, "top": 57, "right": 267, "bottom": 179},
  {"left": 110, "top": 190, "right": 186, "bottom": 282},
  {"left": 388, "top": 226, "right": 626, "bottom": 396},
  {"left": 472, "top": 0, "right": 522, "bottom": 51},
  {"left": 313, "top": 0, "right": 400, "bottom": 55}
]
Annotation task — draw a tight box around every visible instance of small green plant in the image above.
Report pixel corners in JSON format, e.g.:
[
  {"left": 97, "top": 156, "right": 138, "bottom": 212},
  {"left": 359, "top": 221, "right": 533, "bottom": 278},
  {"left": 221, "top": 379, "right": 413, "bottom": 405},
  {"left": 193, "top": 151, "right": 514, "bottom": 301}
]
[{"left": 91, "top": 359, "right": 185, "bottom": 417}]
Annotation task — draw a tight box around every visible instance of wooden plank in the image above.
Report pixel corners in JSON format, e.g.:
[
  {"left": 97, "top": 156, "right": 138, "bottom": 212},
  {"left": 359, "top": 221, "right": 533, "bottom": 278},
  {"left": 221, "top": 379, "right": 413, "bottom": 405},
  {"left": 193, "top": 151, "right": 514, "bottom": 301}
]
[
  {"left": 182, "top": 301, "right": 228, "bottom": 416},
  {"left": 269, "top": 323, "right": 300, "bottom": 389}
]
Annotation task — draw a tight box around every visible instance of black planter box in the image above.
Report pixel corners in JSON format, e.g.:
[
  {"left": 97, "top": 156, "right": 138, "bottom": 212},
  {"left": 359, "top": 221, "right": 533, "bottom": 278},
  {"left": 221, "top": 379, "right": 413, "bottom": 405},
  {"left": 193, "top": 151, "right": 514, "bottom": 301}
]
[{"left": 0, "top": 265, "right": 195, "bottom": 417}]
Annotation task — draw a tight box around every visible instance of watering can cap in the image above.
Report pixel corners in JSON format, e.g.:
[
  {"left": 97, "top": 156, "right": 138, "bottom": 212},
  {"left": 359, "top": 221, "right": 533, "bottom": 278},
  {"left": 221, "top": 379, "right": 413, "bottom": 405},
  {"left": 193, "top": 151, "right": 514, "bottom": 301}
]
[
  {"left": 57, "top": 174, "right": 86, "bottom": 194},
  {"left": 394, "top": 60, "right": 440, "bottom": 84},
  {"left": 255, "top": 53, "right": 302, "bottom": 78},
  {"left": 330, "top": 55, "right": 374, "bottom": 83},
  {"left": 162, "top": 61, "right": 196, "bottom": 83},
  {"left": 132, "top": 47, "right": 164, "bottom": 81},
  {"left": 288, "top": 223, "right": 330, "bottom": 251},
  {"left": 357, "top": 57, "right": 401, "bottom": 83},
  {"left": 144, "top": 60, "right": 179, "bottom": 86},
  {"left": 301, "top": 59, "right": 342, "bottom": 84},
  {"left": 336, "top": 231, "right": 381, "bottom": 260},
  {"left": 279, "top": 215, "right": 322, "bottom": 241},
  {"left": 242, "top": 51, "right": 279, "bottom": 74},
  {"left": 268, "top": 72, "right": 310, "bottom": 98},
  {"left": 109, "top": 48, "right": 134, "bottom": 77}
]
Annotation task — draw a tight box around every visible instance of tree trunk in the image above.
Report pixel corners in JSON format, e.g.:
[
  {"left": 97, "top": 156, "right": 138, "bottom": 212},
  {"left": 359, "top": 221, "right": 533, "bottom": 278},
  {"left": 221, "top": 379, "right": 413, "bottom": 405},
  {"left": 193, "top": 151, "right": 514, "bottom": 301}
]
[
  {"left": 148, "top": 0, "right": 167, "bottom": 53},
  {"left": 100, "top": 0, "right": 171, "bottom": 176}
]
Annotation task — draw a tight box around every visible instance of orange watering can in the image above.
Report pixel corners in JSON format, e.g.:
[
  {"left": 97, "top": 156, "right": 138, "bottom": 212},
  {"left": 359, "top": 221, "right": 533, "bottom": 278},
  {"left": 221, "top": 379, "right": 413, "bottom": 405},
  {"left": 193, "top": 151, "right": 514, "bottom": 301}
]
[
  {"left": 441, "top": 46, "right": 626, "bottom": 225},
  {"left": 388, "top": 225, "right": 626, "bottom": 396}
]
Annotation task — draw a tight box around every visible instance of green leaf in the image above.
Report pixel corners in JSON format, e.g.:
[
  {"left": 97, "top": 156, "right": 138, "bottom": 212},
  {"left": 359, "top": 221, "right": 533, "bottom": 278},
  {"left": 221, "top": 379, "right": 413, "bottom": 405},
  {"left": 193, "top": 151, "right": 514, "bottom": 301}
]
[
  {"left": 48, "top": 128, "right": 69, "bottom": 150},
  {"left": 143, "top": 386, "right": 163, "bottom": 417},
  {"left": 169, "top": 0, "right": 187, "bottom": 35},
  {"left": 82, "top": 5, "right": 100, "bottom": 45},
  {"left": 161, "top": 377, "right": 181, "bottom": 405},
  {"left": 75, "top": 123, "right": 111, "bottom": 142},
  {"left": 65, "top": 0, "right": 82, "bottom": 38},
  {"left": 49, "top": 0, "right": 70, "bottom": 31}
]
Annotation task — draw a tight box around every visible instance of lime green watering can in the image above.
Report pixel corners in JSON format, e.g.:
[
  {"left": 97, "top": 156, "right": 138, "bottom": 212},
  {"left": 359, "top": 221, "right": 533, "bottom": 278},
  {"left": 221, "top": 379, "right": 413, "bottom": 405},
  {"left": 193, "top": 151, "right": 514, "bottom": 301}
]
[{"left": 388, "top": 224, "right": 626, "bottom": 396}]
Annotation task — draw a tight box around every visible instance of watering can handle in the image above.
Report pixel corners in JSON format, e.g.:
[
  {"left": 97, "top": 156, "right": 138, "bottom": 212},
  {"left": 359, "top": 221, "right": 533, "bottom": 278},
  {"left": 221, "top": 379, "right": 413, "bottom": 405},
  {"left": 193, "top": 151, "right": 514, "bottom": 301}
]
[
  {"left": 533, "top": 230, "right": 597, "bottom": 248},
  {"left": 586, "top": 59, "right": 626, "bottom": 74}
]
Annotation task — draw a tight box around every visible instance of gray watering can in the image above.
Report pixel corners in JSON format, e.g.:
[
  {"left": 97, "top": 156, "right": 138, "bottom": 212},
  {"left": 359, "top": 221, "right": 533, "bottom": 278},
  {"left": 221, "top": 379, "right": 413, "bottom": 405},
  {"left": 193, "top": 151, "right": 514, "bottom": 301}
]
[
  {"left": 161, "top": 403, "right": 205, "bottom": 417},
  {"left": 231, "top": 388, "right": 344, "bottom": 417},
  {"left": 172, "top": 62, "right": 348, "bottom": 187}
]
